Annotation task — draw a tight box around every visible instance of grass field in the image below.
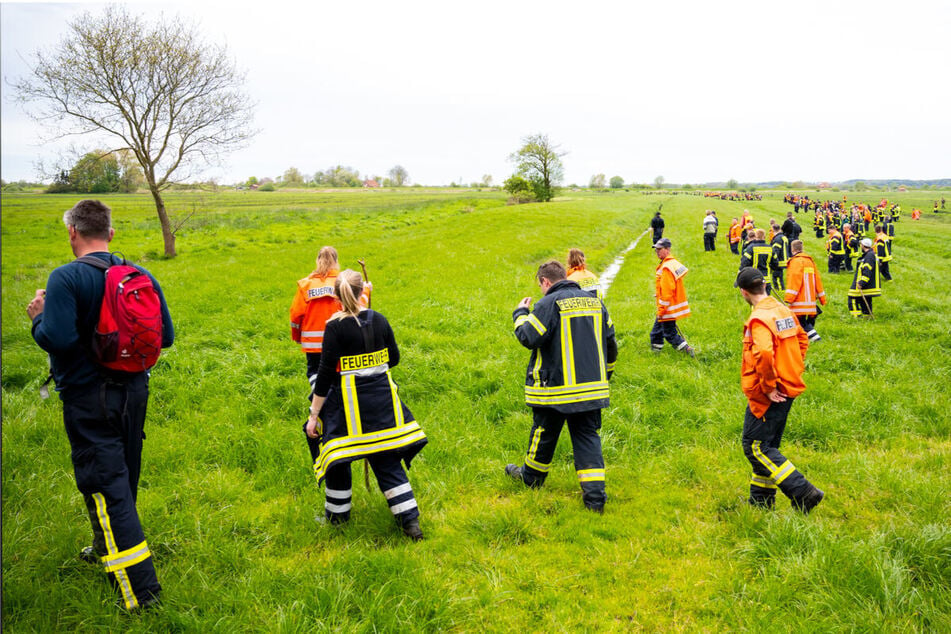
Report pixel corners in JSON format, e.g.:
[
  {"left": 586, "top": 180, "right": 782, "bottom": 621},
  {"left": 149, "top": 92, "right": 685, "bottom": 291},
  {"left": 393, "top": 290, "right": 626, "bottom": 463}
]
[{"left": 3, "top": 188, "right": 950, "bottom": 632}]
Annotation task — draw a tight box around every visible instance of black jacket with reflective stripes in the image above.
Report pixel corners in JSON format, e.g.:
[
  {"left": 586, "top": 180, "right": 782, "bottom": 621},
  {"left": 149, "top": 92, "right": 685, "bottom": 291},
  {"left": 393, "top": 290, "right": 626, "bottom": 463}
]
[
  {"left": 849, "top": 250, "right": 882, "bottom": 297},
  {"left": 513, "top": 279, "right": 618, "bottom": 413},
  {"left": 740, "top": 240, "right": 773, "bottom": 279}
]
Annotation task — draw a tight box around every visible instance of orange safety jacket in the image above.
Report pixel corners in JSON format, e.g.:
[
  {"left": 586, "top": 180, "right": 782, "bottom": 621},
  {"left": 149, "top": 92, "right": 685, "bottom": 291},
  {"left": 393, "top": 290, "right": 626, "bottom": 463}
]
[
  {"left": 566, "top": 265, "right": 602, "bottom": 298},
  {"left": 741, "top": 296, "right": 809, "bottom": 419},
  {"left": 289, "top": 269, "right": 372, "bottom": 353},
  {"left": 783, "top": 253, "right": 827, "bottom": 315},
  {"left": 729, "top": 222, "right": 742, "bottom": 244},
  {"left": 655, "top": 256, "right": 690, "bottom": 321}
]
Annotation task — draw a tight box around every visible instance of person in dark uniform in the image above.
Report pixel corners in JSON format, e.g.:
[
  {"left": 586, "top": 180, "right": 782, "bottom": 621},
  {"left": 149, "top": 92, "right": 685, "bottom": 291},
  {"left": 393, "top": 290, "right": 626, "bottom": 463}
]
[
  {"left": 506, "top": 261, "right": 618, "bottom": 512},
  {"left": 739, "top": 228, "right": 774, "bottom": 295},
  {"left": 27, "top": 199, "right": 174, "bottom": 610},
  {"left": 306, "top": 270, "right": 427, "bottom": 540},
  {"left": 650, "top": 211, "right": 665, "bottom": 244},
  {"left": 848, "top": 239, "right": 882, "bottom": 317}
]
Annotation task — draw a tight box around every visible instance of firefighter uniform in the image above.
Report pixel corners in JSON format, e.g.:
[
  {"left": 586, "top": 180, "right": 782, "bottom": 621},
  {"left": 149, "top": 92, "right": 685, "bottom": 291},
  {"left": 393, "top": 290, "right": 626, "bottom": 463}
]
[
  {"left": 874, "top": 233, "right": 893, "bottom": 281},
  {"left": 739, "top": 239, "right": 773, "bottom": 294},
  {"left": 740, "top": 295, "right": 820, "bottom": 509},
  {"left": 512, "top": 279, "right": 618, "bottom": 511},
  {"left": 769, "top": 231, "right": 791, "bottom": 290},
  {"left": 784, "top": 251, "right": 827, "bottom": 342},
  {"left": 826, "top": 229, "right": 845, "bottom": 274},
  {"left": 848, "top": 249, "right": 882, "bottom": 316},
  {"left": 843, "top": 229, "right": 858, "bottom": 272},
  {"left": 567, "top": 265, "right": 602, "bottom": 299},
  {"left": 813, "top": 211, "right": 825, "bottom": 238},
  {"left": 290, "top": 269, "right": 371, "bottom": 460},
  {"left": 311, "top": 309, "right": 427, "bottom": 526},
  {"left": 652, "top": 255, "right": 691, "bottom": 351}
]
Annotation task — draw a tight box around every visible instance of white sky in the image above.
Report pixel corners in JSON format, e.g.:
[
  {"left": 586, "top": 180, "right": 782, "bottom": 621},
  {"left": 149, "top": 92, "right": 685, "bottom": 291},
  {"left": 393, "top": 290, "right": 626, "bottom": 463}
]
[{"left": 2, "top": 0, "right": 950, "bottom": 185}]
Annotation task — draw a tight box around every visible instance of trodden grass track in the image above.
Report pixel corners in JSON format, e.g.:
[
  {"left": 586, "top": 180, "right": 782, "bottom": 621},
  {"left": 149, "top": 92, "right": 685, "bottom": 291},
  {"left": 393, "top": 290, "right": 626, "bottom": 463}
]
[{"left": 3, "top": 188, "right": 950, "bottom": 631}]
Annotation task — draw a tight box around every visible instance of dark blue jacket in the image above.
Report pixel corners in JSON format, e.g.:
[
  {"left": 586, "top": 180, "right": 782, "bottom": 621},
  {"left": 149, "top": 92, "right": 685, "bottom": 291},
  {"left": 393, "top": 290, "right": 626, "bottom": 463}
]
[{"left": 31, "top": 252, "right": 174, "bottom": 399}]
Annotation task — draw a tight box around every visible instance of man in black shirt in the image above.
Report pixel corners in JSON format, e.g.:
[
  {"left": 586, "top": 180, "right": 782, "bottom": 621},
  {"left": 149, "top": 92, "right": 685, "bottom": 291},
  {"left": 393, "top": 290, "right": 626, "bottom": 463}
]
[
  {"left": 650, "top": 211, "right": 665, "bottom": 244},
  {"left": 28, "top": 200, "right": 174, "bottom": 610}
]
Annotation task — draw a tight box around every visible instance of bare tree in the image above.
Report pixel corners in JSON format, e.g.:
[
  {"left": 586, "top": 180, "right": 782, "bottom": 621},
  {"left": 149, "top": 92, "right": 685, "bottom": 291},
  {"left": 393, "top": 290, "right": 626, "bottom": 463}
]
[
  {"left": 509, "top": 134, "right": 566, "bottom": 202},
  {"left": 13, "top": 6, "right": 256, "bottom": 257},
  {"left": 654, "top": 175, "right": 665, "bottom": 189}
]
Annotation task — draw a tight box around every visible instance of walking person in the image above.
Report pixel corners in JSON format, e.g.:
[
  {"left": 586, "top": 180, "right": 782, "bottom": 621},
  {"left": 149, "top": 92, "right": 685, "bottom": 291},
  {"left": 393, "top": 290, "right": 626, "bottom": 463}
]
[
  {"left": 27, "top": 200, "right": 174, "bottom": 610},
  {"left": 290, "top": 247, "right": 371, "bottom": 464},
  {"left": 735, "top": 267, "right": 823, "bottom": 513},
  {"left": 784, "top": 240, "right": 827, "bottom": 342},
  {"left": 650, "top": 211, "right": 665, "bottom": 244},
  {"left": 566, "top": 248, "right": 601, "bottom": 298},
  {"left": 703, "top": 210, "right": 718, "bottom": 251},
  {"left": 651, "top": 238, "right": 695, "bottom": 356},
  {"left": 506, "top": 261, "right": 618, "bottom": 512},
  {"left": 848, "top": 238, "right": 882, "bottom": 317},
  {"left": 306, "top": 270, "right": 427, "bottom": 539}
]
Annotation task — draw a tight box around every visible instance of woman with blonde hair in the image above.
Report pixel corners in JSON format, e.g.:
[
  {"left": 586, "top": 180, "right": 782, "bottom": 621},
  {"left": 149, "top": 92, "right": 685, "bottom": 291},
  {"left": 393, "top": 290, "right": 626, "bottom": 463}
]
[
  {"left": 305, "top": 270, "right": 427, "bottom": 540},
  {"left": 566, "top": 248, "right": 601, "bottom": 298},
  {"left": 290, "top": 247, "right": 371, "bottom": 463}
]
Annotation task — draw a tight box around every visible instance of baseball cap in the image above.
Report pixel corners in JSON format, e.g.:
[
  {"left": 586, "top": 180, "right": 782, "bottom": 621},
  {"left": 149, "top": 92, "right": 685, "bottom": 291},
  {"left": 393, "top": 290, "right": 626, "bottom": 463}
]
[
  {"left": 735, "top": 267, "right": 765, "bottom": 290},
  {"left": 652, "top": 237, "right": 672, "bottom": 249}
]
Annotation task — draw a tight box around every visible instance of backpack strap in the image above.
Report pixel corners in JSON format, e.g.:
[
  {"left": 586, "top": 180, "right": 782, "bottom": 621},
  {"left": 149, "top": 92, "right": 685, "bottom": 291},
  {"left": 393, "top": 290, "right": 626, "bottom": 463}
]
[{"left": 75, "top": 255, "right": 110, "bottom": 271}]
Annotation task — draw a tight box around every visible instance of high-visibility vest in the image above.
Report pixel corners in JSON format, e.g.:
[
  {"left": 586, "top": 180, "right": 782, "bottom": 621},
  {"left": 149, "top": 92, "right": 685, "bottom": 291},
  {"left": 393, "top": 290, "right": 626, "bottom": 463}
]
[
  {"left": 655, "top": 256, "right": 690, "bottom": 321},
  {"left": 567, "top": 266, "right": 601, "bottom": 298},
  {"left": 289, "top": 270, "right": 371, "bottom": 353},
  {"left": 742, "top": 296, "right": 808, "bottom": 418},
  {"left": 784, "top": 253, "right": 826, "bottom": 315}
]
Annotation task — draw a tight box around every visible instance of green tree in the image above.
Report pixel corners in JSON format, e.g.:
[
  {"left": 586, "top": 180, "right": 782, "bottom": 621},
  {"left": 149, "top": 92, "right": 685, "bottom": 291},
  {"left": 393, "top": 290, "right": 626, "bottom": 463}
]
[
  {"left": 69, "top": 151, "right": 120, "bottom": 193},
  {"left": 509, "top": 133, "right": 565, "bottom": 202},
  {"left": 245, "top": 176, "right": 259, "bottom": 188},
  {"left": 589, "top": 174, "right": 606, "bottom": 189},
  {"left": 654, "top": 175, "right": 665, "bottom": 189},
  {"left": 388, "top": 165, "right": 409, "bottom": 186},
  {"left": 609, "top": 176, "right": 624, "bottom": 189},
  {"left": 282, "top": 167, "right": 304, "bottom": 185},
  {"left": 13, "top": 6, "right": 256, "bottom": 257},
  {"left": 726, "top": 178, "right": 739, "bottom": 190}
]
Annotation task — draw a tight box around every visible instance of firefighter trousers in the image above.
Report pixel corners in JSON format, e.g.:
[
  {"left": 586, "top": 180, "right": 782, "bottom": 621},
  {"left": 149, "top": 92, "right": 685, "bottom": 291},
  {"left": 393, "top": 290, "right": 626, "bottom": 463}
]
[
  {"left": 741, "top": 399, "right": 814, "bottom": 507},
  {"left": 520, "top": 407, "right": 606, "bottom": 510},
  {"left": 650, "top": 319, "right": 687, "bottom": 351},
  {"left": 323, "top": 452, "right": 420, "bottom": 527},
  {"left": 303, "top": 353, "right": 322, "bottom": 462},
  {"left": 63, "top": 374, "right": 161, "bottom": 609}
]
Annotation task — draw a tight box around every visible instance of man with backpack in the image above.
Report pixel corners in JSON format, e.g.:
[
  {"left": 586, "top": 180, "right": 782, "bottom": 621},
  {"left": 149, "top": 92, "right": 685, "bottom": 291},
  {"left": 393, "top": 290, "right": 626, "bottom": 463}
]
[{"left": 27, "top": 200, "right": 174, "bottom": 610}]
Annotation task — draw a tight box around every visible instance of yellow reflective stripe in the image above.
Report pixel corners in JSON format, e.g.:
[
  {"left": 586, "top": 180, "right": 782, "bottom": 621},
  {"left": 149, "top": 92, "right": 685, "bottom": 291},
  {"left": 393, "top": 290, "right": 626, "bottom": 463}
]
[
  {"left": 92, "top": 493, "right": 139, "bottom": 610},
  {"left": 577, "top": 468, "right": 605, "bottom": 482},
  {"left": 387, "top": 372, "right": 405, "bottom": 427},
  {"left": 313, "top": 423, "right": 426, "bottom": 482},
  {"left": 750, "top": 474, "right": 778, "bottom": 489},
  {"left": 102, "top": 540, "right": 151, "bottom": 573},
  {"left": 514, "top": 315, "right": 530, "bottom": 330},
  {"left": 342, "top": 375, "right": 362, "bottom": 436},
  {"left": 527, "top": 426, "right": 543, "bottom": 463},
  {"left": 560, "top": 315, "right": 574, "bottom": 386},
  {"left": 750, "top": 441, "right": 780, "bottom": 474},
  {"left": 527, "top": 315, "right": 546, "bottom": 335},
  {"left": 525, "top": 380, "right": 610, "bottom": 395},
  {"left": 525, "top": 391, "right": 610, "bottom": 406},
  {"left": 531, "top": 352, "right": 542, "bottom": 385},
  {"left": 524, "top": 456, "right": 551, "bottom": 472},
  {"left": 593, "top": 310, "right": 606, "bottom": 381},
  {"left": 605, "top": 361, "right": 616, "bottom": 371},
  {"left": 773, "top": 460, "right": 796, "bottom": 485}
]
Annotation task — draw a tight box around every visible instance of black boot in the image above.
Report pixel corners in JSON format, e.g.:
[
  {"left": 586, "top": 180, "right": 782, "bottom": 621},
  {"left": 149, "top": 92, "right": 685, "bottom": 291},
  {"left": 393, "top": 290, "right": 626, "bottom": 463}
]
[{"left": 791, "top": 486, "right": 824, "bottom": 514}]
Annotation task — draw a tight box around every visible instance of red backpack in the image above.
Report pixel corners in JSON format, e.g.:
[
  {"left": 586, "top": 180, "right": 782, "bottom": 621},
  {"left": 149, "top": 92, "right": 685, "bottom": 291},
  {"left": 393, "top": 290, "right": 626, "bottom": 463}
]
[{"left": 77, "top": 255, "right": 163, "bottom": 372}]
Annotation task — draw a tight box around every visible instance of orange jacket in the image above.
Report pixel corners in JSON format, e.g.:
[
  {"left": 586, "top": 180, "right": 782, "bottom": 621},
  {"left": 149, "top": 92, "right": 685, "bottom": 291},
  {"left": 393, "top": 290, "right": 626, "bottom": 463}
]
[
  {"left": 741, "top": 296, "right": 809, "bottom": 418},
  {"left": 655, "top": 256, "right": 690, "bottom": 321},
  {"left": 289, "top": 269, "right": 372, "bottom": 353},
  {"left": 783, "top": 253, "right": 827, "bottom": 315},
  {"left": 567, "top": 265, "right": 601, "bottom": 298},
  {"left": 729, "top": 222, "right": 742, "bottom": 244}
]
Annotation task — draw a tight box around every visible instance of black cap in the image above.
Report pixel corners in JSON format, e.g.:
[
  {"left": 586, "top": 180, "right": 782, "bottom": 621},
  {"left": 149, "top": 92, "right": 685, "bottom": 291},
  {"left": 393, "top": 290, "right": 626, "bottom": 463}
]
[
  {"left": 735, "top": 267, "right": 765, "bottom": 290},
  {"left": 652, "top": 237, "right": 671, "bottom": 249}
]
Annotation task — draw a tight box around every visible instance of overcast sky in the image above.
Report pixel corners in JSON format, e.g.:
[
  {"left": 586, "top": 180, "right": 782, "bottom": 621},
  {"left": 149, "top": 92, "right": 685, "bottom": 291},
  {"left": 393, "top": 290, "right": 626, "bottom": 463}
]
[{"left": 2, "top": 0, "right": 950, "bottom": 186}]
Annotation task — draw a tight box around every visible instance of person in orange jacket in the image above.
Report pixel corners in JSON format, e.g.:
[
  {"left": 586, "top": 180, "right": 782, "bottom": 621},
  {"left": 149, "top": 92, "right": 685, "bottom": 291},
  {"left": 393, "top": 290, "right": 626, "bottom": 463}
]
[
  {"left": 728, "top": 217, "right": 742, "bottom": 254},
  {"left": 566, "top": 248, "right": 601, "bottom": 298},
  {"left": 651, "top": 238, "right": 694, "bottom": 356},
  {"left": 784, "top": 240, "right": 827, "bottom": 342},
  {"left": 736, "top": 267, "right": 823, "bottom": 513},
  {"left": 290, "top": 246, "right": 371, "bottom": 462}
]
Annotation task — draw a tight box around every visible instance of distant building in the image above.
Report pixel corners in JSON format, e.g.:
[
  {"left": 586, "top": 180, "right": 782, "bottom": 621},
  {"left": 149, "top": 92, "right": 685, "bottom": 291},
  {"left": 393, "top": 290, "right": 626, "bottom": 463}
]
[
  {"left": 818, "top": 182, "right": 831, "bottom": 189},
  {"left": 363, "top": 179, "right": 380, "bottom": 188}
]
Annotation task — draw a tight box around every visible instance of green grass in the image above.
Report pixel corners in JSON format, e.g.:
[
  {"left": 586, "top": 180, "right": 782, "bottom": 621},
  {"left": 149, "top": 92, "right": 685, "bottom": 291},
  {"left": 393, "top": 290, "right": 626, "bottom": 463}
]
[{"left": 3, "top": 188, "right": 950, "bottom": 632}]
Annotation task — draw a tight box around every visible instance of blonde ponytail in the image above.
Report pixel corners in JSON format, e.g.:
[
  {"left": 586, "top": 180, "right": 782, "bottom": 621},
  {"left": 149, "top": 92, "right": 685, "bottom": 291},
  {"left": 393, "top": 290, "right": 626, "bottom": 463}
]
[
  {"left": 329, "top": 269, "right": 365, "bottom": 322},
  {"left": 314, "top": 246, "right": 339, "bottom": 277}
]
